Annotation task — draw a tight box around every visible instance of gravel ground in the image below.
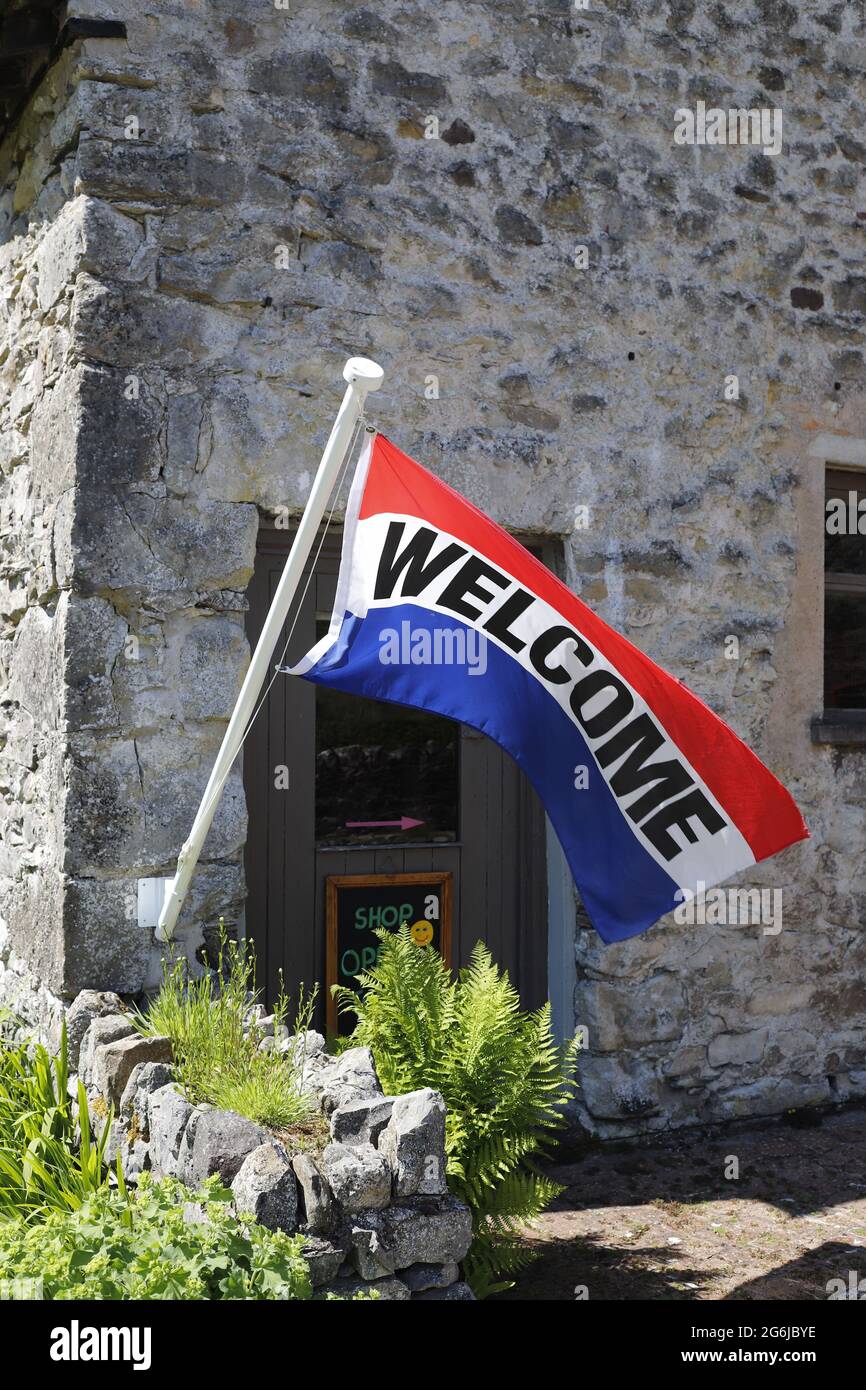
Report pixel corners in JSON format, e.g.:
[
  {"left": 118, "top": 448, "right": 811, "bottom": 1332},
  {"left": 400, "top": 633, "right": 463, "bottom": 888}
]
[{"left": 493, "top": 1106, "right": 866, "bottom": 1301}]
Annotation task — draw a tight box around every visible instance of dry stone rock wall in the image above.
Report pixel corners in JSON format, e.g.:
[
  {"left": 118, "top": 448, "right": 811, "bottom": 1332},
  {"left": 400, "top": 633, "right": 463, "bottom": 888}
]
[{"left": 70, "top": 988, "right": 474, "bottom": 1300}]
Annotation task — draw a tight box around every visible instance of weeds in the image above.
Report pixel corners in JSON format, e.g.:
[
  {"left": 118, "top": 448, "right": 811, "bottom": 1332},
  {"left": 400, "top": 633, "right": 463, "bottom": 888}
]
[
  {"left": 134, "top": 930, "right": 316, "bottom": 1131},
  {"left": 0, "top": 1172, "right": 311, "bottom": 1300},
  {"left": 0, "top": 1022, "right": 113, "bottom": 1222}
]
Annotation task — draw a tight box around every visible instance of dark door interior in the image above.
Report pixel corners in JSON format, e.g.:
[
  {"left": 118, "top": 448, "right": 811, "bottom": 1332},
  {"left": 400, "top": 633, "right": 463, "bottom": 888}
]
[{"left": 243, "top": 525, "right": 549, "bottom": 1029}]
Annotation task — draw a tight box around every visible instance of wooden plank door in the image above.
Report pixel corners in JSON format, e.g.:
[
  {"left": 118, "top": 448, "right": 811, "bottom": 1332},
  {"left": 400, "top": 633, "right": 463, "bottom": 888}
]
[{"left": 244, "top": 524, "right": 549, "bottom": 1025}]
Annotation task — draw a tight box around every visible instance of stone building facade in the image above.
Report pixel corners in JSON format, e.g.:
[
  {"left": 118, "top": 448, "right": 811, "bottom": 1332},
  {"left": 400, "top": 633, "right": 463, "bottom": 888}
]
[{"left": 0, "top": 0, "right": 864, "bottom": 1138}]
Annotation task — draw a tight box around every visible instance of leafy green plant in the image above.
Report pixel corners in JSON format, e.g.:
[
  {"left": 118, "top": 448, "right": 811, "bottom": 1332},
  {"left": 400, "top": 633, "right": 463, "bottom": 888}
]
[
  {"left": 0, "top": 1172, "right": 311, "bottom": 1300},
  {"left": 0, "top": 1022, "right": 113, "bottom": 1223},
  {"left": 135, "top": 929, "right": 316, "bottom": 1131},
  {"left": 335, "top": 926, "right": 578, "bottom": 1298}
]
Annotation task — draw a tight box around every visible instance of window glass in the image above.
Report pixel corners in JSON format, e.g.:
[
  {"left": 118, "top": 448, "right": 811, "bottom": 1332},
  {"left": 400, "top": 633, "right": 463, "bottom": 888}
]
[
  {"left": 824, "top": 470, "right": 866, "bottom": 710},
  {"left": 824, "top": 591, "right": 866, "bottom": 710},
  {"left": 313, "top": 620, "right": 459, "bottom": 847},
  {"left": 825, "top": 472, "right": 866, "bottom": 574}
]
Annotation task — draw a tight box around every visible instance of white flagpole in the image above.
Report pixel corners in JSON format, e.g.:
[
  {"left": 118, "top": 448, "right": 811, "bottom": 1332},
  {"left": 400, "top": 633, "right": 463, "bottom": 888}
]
[{"left": 154, "top": 356, "right": 384, "bottom": 941}]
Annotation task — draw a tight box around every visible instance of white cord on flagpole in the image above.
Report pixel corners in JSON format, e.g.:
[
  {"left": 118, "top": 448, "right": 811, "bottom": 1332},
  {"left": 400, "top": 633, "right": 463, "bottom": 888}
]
[{"left": 154, "top": 357, "right": 384, "bottom": 942}]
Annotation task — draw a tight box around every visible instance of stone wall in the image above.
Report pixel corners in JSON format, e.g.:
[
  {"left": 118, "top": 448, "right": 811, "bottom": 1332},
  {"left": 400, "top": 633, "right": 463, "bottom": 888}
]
[
  {"left": 0, "top": 46, "right": 83, "bottom": 1043},
  {"left": 0, "top": 1, "right": 863, "bottom": 1130},
  {"left": 69, "top": 989, "right": 474, "bottom": 1300}
]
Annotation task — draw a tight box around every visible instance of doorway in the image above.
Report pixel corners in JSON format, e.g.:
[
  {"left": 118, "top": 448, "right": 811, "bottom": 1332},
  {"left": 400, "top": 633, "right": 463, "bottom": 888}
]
[{"left": 243, "top": 524, "right": 550, "bottom": 1029}]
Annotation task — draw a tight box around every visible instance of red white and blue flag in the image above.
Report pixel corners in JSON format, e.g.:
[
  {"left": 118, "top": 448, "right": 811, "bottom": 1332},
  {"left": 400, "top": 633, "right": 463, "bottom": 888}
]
[{"left": 292, "top": 433, "right": 808, "bottom": 943}]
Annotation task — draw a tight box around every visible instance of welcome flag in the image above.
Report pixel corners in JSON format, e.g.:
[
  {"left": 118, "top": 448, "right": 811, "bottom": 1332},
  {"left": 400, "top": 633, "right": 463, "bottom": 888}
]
[{"left": 292, "top": 433, "right": 808, "bottom": 943}]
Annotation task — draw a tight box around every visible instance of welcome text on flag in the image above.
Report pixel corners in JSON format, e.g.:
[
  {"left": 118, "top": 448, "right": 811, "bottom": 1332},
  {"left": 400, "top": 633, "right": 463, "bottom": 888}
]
[{"left": 373, "top": 518, "right": 727, "bottom": 867}]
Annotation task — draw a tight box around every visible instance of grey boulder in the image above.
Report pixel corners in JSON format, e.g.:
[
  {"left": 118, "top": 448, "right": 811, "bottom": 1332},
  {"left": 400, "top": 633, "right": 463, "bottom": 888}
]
[
  {"left": 292, "top": 1152, "right": 337, "bottom": 1234},
  {"left": 318, "top": 1048, "right": 382, "bottom": 1116},
  {"left": 119, "top": 1060, "right": 175, "bottom": 1132},
  {"left": 351, "top": 1196, "right": 473, "bottom": 1280},
  {"left": 400, "top": 1261, "right": 460, "bottom": 1292},
  {"left": 297, "top": 1050, "right": 332, "bottom": 1096},
  {"left": 65, "top": 991, "right": 126, "bottom": 1069},
  {"left": 321, "top": 1141, "right": 391, "bottom": 1212},
  {"left": 321, "top": 1274, "right": 410, "bottom": 1301},
  {"left": 413, "top": 1281, "right": 476, "bottom": 1301},
  {"left": 379, "top": 1088, "right": 447, "bottom": 1196},
  {"left": 119, "top": 1137, "right": 150, "bottom": 1182},
  {"left": 280, "top": 1029, "right": 327, "bottom": 1060},
  {"left": 92, "top": 1034, "right": 173, "bottom": 1107},
  {"left": 78, "top": 1014, "right": 136, "bottom": 1089},
  {"left": 302, "top": 1233, "right": 350, "bottom": 1287},
  {"left": 148, "top": 1084, "right": 194, "bottom": 1177},
  {"left": 231, "top": 1141, "right": 298, "bottom": 1232},
  {"left": 330, "top": 1095, "right": 395, "bottom": 1147},
  {"left": 181, "top": 1107, "right": 270, "bottom": 1188}
]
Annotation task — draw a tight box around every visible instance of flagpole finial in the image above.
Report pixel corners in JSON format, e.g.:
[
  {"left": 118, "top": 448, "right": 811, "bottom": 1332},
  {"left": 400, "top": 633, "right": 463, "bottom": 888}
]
[{"left": 343, "top": 356, "right": 384, "bottom": 391}]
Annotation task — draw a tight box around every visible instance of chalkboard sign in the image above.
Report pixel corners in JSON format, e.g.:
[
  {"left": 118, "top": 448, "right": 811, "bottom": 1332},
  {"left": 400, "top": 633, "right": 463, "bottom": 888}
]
[{"left": 325, "top": 872, "right": 453, "bottom": 1035}]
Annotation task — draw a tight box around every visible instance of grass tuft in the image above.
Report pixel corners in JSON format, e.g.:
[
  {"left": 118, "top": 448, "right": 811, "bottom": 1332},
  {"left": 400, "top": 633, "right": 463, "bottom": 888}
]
[{"left": 134, "top": 927, "right": 317, "bottom": 1131}]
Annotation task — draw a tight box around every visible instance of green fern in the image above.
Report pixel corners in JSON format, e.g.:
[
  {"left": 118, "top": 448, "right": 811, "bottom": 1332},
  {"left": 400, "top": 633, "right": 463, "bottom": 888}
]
[{"left": 335, "top": 927, "right": 578, "bottom": 1296}]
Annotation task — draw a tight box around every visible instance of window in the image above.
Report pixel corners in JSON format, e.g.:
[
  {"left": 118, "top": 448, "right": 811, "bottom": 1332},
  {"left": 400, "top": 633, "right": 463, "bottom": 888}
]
[
  {"left": 311, "top": 534, "right": 556, "bottom": 847},
  {"left": 314, "top": 617, "right": 460, "bottom": 847},
  {"left": 824, "top": 468, "right": 866, "bottom": 710}
]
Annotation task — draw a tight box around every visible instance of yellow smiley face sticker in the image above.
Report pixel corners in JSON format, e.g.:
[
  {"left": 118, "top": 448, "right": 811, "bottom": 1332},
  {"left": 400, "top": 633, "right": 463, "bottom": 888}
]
[{"left": 410, "top": 920, "right": 434, "bottom": 947}]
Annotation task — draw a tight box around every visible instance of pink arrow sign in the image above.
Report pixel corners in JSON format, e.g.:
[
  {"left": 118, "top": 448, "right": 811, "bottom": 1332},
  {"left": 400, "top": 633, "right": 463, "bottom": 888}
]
[{"left": 345, "top": 816, "right": 425, "bottom": 832}]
